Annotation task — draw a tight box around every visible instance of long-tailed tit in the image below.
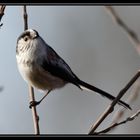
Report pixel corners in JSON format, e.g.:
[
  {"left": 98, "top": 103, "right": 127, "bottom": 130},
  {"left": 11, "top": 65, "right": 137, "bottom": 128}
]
[{"left": 16, "top": 29, "right": 131, "bottom": 109}]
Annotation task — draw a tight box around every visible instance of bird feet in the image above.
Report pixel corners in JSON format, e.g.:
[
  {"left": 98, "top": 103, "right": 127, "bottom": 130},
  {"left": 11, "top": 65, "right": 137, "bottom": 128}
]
[{"left": 29, "top": 101, "right": 41, "bottom": 109}]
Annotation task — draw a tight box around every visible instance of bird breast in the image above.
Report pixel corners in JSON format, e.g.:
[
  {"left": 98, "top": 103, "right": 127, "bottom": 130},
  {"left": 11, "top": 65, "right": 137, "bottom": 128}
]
[{"left": 16, "top": 53, "right": 66, "bottom": 91}]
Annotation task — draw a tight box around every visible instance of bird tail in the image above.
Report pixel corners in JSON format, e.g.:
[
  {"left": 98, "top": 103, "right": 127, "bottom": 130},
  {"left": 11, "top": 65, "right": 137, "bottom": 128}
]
[{"left": 77, "top": 79, "right": 131, "bottom": 110}]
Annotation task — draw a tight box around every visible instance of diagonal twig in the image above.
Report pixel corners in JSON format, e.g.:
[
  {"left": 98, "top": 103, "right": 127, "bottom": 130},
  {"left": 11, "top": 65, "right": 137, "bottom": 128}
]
[
  {"left": 94, "top": 109, "right": 140, "bottom": 135},
  {"left": 112, "top": 79, "right": 140, "bottom": 125},
  {"left": 88, "top": 71, "right": 140, "bottom": 134},
  {"left": 23, "top": 5, "right": 40, "bottom": 135},
  {"left": 105, "top": 6, "right": 140, "bottom": 128}
]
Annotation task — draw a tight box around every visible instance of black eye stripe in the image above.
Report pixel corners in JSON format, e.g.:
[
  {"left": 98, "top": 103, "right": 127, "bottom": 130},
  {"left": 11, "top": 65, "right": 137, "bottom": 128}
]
[
  {"left": 21, "top": 32, "right": 30, "bottom": 38},
  {"left": 17, "top": 30, "right": 39, "bottom": 43},
  {"left": 17, "top": 31, "right": 30, "bottom": 42}
]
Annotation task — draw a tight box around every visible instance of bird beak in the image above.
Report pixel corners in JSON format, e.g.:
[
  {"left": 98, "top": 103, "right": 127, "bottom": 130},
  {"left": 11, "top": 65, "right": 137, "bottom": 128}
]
[
  {"left": 32, "top": 34, "right": 38, "bottom": 39},
  {"left": 30, "top": 30, "right": 38, "bottom": 39}
]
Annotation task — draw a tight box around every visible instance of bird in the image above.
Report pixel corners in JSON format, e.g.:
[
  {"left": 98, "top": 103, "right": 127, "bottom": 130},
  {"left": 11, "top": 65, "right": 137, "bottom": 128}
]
[{"left": 16, "top": 29, "right": 131, "bottom": 109}]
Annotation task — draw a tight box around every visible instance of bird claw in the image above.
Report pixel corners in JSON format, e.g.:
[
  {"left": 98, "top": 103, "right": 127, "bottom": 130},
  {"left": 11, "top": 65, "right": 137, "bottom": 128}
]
[{"left": 29, "top": 101, "right": 40, "bottom": 109}]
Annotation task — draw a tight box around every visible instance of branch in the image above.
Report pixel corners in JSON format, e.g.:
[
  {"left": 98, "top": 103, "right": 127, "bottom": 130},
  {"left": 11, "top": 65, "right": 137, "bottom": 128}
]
[
  {"left": 105, "top": 6, "right": 140, "bottom": 54},
  {"left": 88, "top": 71, "right": 140, "bottom": 134},
  {"left": 105, "top": 6, "right": 140, "bottom": 127},
  {"left": 112, "top": 79, "right": 140, "bottom": 125},
  {"left": 0, "top": 5, "right": 6, "bottom": 27},
  {"left": 28, "top": 85, "right": 40, "bottom": 135},
  {"left": 0, "top": 5, "right": 5, "bottom": 102},
  {"left": 23, "top": 5, "right": 40, "bottom": 135},
  {"left": 23, "top": 6, "right": 28, "bottom": 30},
  {"left": 94, "top": 109, "right": 140, "bottom": 135}
]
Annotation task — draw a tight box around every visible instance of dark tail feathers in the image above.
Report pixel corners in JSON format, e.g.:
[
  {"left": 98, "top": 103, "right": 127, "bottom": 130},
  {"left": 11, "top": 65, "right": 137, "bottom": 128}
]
[{"left": 77, "top": 79, "right": 131, "bottom": 110}]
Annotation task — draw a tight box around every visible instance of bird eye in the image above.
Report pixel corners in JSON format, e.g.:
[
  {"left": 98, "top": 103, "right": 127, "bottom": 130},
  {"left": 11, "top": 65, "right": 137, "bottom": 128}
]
[{"left": 24, "top": 36, "right": 28, "bottom": 42}]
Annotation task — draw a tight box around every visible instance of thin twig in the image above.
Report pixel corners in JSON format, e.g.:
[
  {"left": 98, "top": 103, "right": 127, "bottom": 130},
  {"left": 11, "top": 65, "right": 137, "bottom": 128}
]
[
  {"left": 0, "top": 5, "right": 6, "bottom": 27},
  {"left": 23, "top": 5, "right": 40, "bottom": 135},
  {"left": 88, "top": 71, "right": 140, "bottom": 134},
  {"left": 23, "top": 6, "right": 28, "bottom": 30},
  {"left": 112, "top": 79, "right": 140, "bottom": 125},
  {"left": 94, "top": 109, "right": 140, "bottom": 135},
  {"left": 28, "top": 85, "right": 40, "bottom": 135},
  {"left": 105, "top": 6, "right": 140, "bottom": 127}
]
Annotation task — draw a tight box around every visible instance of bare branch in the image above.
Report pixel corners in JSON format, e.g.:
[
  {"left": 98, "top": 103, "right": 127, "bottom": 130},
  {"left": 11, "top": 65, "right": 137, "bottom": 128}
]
[
  {"left": 105, "top": 6, "right": 140, "bottom": 127},
  {"left": 94, "top": 109, "right": 140, "bottom": 135},
  {"left": 105, "top": 6, "right": 140, "bottom": 47},
  {"left": 0, "top": 5, "right": 6, "bottom": 27},
  {"left": 112, "top": 79, "right": 140, "bottom": 125},
  {"left": 23, "top": 5, "right": 40, "bottom": 135},
  {"left": 28, "top": 85, "right": 40, "bottom": 135},
  {"left": 88, "top": 71, "right": 140, "bottom": 134}
]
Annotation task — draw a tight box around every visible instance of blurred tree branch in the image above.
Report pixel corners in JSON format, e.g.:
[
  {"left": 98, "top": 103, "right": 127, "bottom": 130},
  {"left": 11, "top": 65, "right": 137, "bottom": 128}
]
[
  {"left": 0, "top": 86, "right": 3, "bottom": 92},
  {"left": 105, "top": 6, "right": 140, "bottom": 129},
  {"left": 94, "top": 109, "right": 140, "bottom": 135},
  {"left": 0, "top": 5, "right": 6, "bottom": 27},
  {"left": 105, "top": 6, "right": 140, "bottom": 48},
  {"left": 89, "top": 71, "right": 140, "bottom": 134},
  {"left": 0, "top": 5, "right": 5, "bottom": 92},
  {"left": 112, "top": 79, "right": 140, "bottom": 125}
]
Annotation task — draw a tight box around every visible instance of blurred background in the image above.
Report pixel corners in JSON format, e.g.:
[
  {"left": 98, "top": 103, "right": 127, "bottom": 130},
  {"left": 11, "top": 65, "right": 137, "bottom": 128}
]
[{"left": 0, "top": 6, "right": 140, "bottom": 134}]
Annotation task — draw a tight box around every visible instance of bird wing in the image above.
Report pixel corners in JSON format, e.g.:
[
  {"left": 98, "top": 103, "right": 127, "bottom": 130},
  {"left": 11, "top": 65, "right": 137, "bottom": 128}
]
[
  {"left": 41, "top": 45, "right": 81, "bottom": 88},
  {"left": 40, "top": 44, "right": 131, "bottom": 110}
]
